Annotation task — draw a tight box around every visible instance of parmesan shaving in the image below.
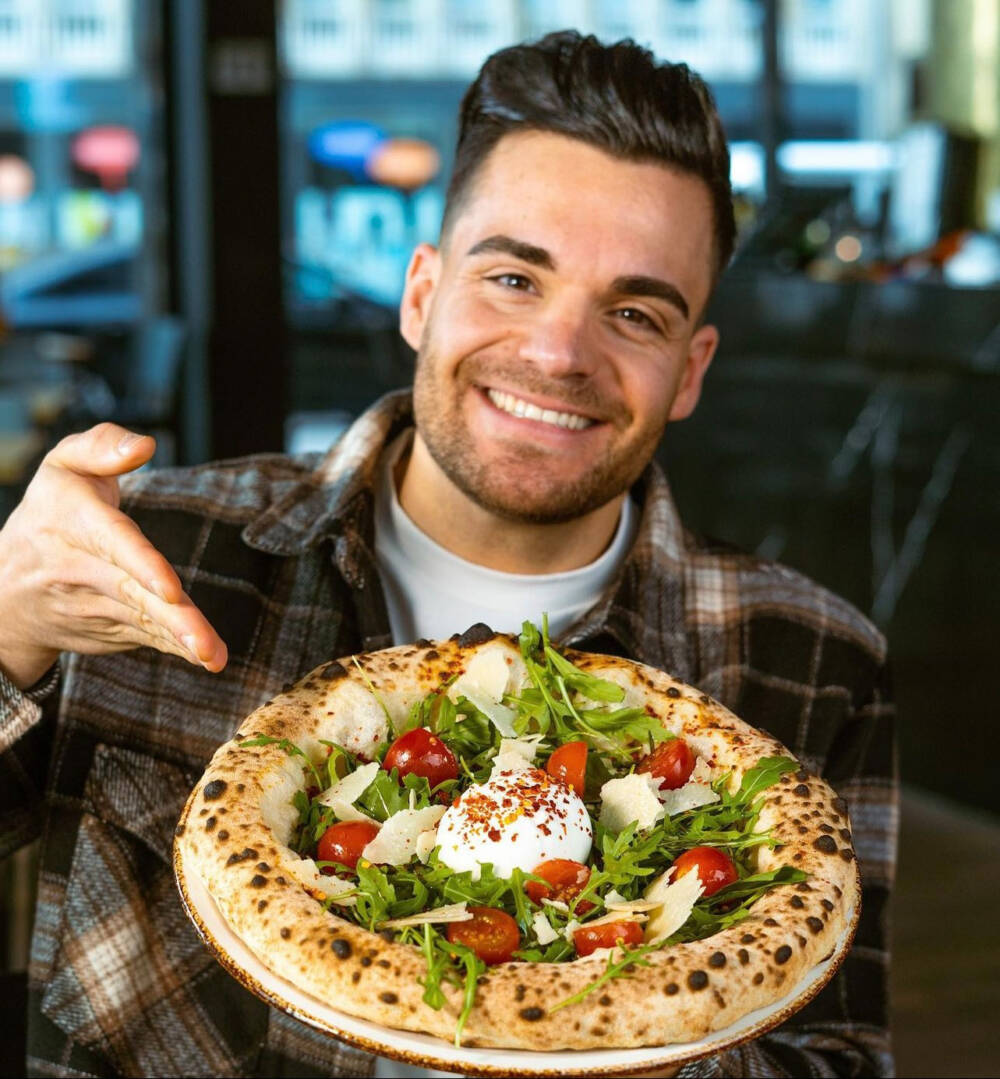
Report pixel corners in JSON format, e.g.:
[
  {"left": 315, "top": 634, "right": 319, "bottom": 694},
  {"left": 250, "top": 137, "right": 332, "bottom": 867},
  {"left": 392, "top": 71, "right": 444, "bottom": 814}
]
[
  {"left": 360, "top": 804, "right": 446, "bottom": 866},
  {"left": 656, "top": 781, "right": 720, "bottom": 816},
  {"left": 532, "top": 911, "right": 559, "bottom": 946},
  {"left": 415, "top": 828, "right": 437, "bottom": 864},
  {"left": 690, "top": 756, "right": 715, "bottom": 784},
  {"left": 643, "top": 868, "right": 704, "bottom": 943},
  {"left": 287, "top": 858, "right": 358, "bottom": 906},
  {"left": 316, "top": 760, "right": 380, "bottom": 822},
  {"left": 598, "top": 772, "right": 665, "bottom": 832},
  {"left": 448, "top": 645, "right": 518, "bottom": 736},
  {"left": 378, "top": 902, "right": 472, "bottom": 929}
]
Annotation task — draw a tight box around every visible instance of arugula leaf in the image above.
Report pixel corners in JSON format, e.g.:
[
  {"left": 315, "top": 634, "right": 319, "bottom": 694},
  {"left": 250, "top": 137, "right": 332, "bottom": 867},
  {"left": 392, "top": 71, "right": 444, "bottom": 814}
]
[
  {"left": 736, "top": 756, "right": 798, "bottom": 804},
  {"left": 356, "top": 767, "right": 442, "bottom": 823}
]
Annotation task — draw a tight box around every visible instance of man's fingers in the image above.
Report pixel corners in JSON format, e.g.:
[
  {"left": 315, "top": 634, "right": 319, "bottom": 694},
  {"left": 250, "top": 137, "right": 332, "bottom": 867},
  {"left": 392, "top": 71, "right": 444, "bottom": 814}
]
[
  {"left": 45, "top": 422, "right": 156, "bottom": 479},
  {"left": 78, "top": 507, "right": 184, "bottom": 604}
]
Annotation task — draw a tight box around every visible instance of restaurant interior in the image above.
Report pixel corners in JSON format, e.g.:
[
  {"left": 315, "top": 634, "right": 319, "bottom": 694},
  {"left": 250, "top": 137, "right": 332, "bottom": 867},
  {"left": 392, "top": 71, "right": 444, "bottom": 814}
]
[{"left": 0, "top": 1, "right": 997, "bottom": 1076}]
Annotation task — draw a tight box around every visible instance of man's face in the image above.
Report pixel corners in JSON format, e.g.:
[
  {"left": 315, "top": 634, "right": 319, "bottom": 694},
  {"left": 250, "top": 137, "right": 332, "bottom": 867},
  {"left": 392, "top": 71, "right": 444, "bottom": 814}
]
[{"left": 400, "top": 130, "right": 720, "bottom": 524}]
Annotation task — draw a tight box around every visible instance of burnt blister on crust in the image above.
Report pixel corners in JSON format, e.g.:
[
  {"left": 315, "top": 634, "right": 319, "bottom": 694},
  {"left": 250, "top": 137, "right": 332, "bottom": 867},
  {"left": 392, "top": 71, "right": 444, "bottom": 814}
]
[
  {"left": 813, "top": 834, "right": 838, "bottom": 853},
  {"left": 203, "top": 779, "right": 227, "bottom": 800},
  {"left": 321, "top": 660, "right": 348, "bottom": 680},
  {"left": 456, "top": 622, "right": 496, "bottom": 648},
  {"left": 518, "top": 1006, "right": 544, "bottom": 1022}
]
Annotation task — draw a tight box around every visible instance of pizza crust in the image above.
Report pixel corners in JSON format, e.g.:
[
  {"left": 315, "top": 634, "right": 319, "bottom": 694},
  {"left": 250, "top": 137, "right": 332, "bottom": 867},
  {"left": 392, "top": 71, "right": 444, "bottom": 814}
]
[{"left": 175, "top": 632, "right": 860, "bottom": 1050}]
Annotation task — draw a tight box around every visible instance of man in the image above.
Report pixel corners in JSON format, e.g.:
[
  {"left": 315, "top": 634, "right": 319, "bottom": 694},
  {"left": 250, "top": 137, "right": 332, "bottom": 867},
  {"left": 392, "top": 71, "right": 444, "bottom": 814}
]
[{"left": 0, "top": 32, "right": 895, "bottom": 1078}]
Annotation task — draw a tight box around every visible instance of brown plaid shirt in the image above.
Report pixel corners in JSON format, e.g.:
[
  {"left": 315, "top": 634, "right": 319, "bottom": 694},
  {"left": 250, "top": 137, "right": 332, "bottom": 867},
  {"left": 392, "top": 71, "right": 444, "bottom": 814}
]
[{"left": 1, "top": 391, "right": 896, "bottom": 1077}]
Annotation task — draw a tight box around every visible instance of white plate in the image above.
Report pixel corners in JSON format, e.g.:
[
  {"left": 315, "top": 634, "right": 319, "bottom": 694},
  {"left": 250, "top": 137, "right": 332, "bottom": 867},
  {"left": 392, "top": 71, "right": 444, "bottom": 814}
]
[{"left": 175, "top": 842, "right": 859, "bottom": 1078}]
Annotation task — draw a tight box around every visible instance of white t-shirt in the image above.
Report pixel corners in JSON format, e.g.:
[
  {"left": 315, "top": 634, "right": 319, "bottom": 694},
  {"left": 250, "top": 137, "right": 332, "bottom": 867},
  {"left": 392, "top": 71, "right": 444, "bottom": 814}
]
[{"left": 373, "top": 431, "right": 637, "bottom": 644}]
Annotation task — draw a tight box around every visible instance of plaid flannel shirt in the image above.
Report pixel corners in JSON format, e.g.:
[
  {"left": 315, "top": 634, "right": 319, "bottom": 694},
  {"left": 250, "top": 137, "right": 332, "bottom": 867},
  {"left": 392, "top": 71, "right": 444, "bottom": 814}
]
[{"left": 0, "top": 390, "right": 897, "bottom": 1077}]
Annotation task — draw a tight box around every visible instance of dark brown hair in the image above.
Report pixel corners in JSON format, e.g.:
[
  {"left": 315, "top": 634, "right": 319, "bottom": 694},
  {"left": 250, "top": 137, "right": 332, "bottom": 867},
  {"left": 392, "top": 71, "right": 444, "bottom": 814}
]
[{"left": 443, "top": 30, "right": 735, "bottom": 282}]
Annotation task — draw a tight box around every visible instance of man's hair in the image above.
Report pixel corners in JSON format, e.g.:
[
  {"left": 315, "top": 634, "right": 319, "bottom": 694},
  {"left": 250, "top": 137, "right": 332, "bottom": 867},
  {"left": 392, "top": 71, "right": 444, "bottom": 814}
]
[{"left": 443, "top": 30, "right": 736, "bottom": 283}]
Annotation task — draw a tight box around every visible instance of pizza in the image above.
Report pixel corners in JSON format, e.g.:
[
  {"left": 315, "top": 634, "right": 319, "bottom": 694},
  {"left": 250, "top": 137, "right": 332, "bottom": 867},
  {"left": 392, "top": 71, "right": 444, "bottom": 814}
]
[{"left": 174, "top": 620, "right": 859, "bottom": 1051}]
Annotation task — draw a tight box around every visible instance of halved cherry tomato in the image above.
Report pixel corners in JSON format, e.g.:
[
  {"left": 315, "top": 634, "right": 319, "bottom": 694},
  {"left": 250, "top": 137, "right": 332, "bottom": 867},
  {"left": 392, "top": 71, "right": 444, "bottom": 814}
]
[
  {"left": 546, "top": 740, "right": 587, "bottom": 797},
  {"left": 637, "top": 737, "right": 696, "bottom": 790},
  {"left": 572, "top": 919, "right": 644, "bottom": 957},
  {"left": 671, "top": 846, "right": 738, "bottom": 897},
  {"left": 446, "top": 906, "right": 520, "bottom": 965},
  {"left": 316, "top": 820, "right": 380, "bottom": 873},
  {"left": 524, "top": 859, "right": 595, "bottom": 913},
  {"left": 382, "top": 727, "right": 458, "bottom": 788}
]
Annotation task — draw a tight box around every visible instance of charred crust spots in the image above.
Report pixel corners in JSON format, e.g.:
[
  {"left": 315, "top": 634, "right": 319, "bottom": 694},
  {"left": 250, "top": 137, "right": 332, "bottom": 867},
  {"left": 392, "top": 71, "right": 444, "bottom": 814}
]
[
  {"left": 424, "top": 649, "right": 440, "bottom": 660},
  {"left": 321, "top": 661, "right": 347, "bottom": 680},
  {"left": 598, "top": 995, "right": 613, "bottom": 1007},
  {"left": 257, "top": 900, "right": 268, "bottom": 912},
  {"left": 796, "top": 882, "right": 813, "bottom": 892},
  {"left": 699, "top": 694, "right": 712, "bottom": 705},
  {"left": 793, "top": 785, "right": 810, "bottom": 797},
  {"left": 796, "top": 768, "right": 809, "bottom": 781},
  {"left": 753, "top": 972, "right": 764, "bottom": 985},
  {"left": 216, "top": 830, "right": 230, "bottom": 841},
  {"left": 740, "top": 933, "right": 755, "bottom": 944},
  {"left": 763, "top": 918, "right": 778, "bottom": 927},
  {"left": 226, "top": 847, "right": 258, "bottom": 866},
  {"left": 794, "top": 852, "right": 804, "bottom": 861},
  {"left": 519, "top": 1007, "right": 544, "bottom": 1022},
  {"left": 361, "top": 956, "right": 373, "bottom": 968},
  {"left": 819, "top": 823, "right": 835, "bottom": 834},
  {"left": 457, "top": 622, "right": 496, "bottom": 648},
  {"left": 175, "top": 824, "right": 185, "bottom": 837},
  {"left": 821, "top": 898, "right": 835, "bottom": 911},
  {"left": 688, "top": 970, "right": 709, "bottom": 991},
  {"left": 515, "top": 985, "right": 527, "bottom": 1002},
  {"left": 806, "top": 916, "right": 824, "bottom": 934},
  {"left": 249, "top": 875, "right": 267, "bottom": 888},
  {"left": 203, "top": 779, "right": 228, "bottom": 800},
  {"left": 832, "top": 797, "right": 848, "bottom": 817},
  {"left": 796, "top": 934, "right": 807, "bottom": 948},
  {"left": 713, "top": 990, "right": 726, "bottom": 1009},
  {"left": 280, "top": 928, "right": 291, "bottom": 939},
  {"left": 666, "top": 686, "right": 681, "bottom": 699},
  {"left": 236, "top": 783, "right": 245, "bottom": 793},
  {"left": 709, "top": 952, "right": 726, "bottom": 968},
  {"left": 351, "top": 971, "right": 361, "bottom": 984},
  {"left": 256, "top": 862, "right": 271, "bottom": 872},
  {"left": 664, "top": 983, "right": 679, "bottom": 995},
  {"left": 205, "top": 817, "right": 217, "bottom": 832},
  {"left": 331, "top": 939, "right": 352, "bottom": 959},
  {"left": 833, "top": 886, "right": 843, "bottom": 898},
  {"left": 790, "top": 895, "right": 804, "bottom": 909},
  {"left": 775, "top": 945, "right": 793, "bottom": 964},
  {"left": 738, "top": 949, "right": 750, "bottom": 965},
  {"left": 379, "top": 991, "right": 399, "bottom": 1004},
  {"left": 276, "top": 876, "right": 286, "bottom": 885},
  {"left": 378, "top": 930, "right": 395, "bottom": 943},
  {"left": 839, "top": 848, "right": 855, "bottom": 861},
  {"left": 840, "top": 828, "right": 852, "bottom": 842},
  {"left": 415, "top": 638, "right": 432, "bottom": 648},
  {"left": 814, "top": 834, "right": 837, "bottom": 854}
]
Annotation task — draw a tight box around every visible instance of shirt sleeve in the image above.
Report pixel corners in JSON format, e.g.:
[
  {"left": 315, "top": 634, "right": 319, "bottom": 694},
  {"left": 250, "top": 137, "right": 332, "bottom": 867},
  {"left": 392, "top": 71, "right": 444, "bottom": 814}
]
[
  {"left": 0, "top": 660, "right": 61, "bottom": 860},
  {"left": 678, "top": 661, "right": 898, "bottom": 1078}
]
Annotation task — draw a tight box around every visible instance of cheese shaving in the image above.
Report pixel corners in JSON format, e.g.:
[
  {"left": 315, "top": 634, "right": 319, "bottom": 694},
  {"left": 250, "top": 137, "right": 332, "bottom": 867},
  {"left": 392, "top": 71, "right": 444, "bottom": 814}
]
[
  {"left": 378, "top": 902, "right": 472, "bottom": 929},
  {"left": 532, "top": 911, "right": 559, "bottom": 946},
  {"left": 448, "top": 645, "right": 518, "bottom": 736},
  {"left": 316, "top": 760, "right": 380, "bottom": 822},
  {"left": 643, "top": 868, "right": 704, "bottom": 943},
  {"left": 656, "top": 781, "right": 720, "bottom": 816},
  {"left": 287, "top": 858, "right": 358, "bottom": 905},
  {"left": 360, "top": 804, "right": 446, "bottom": 866},
  {"left": 598, "top": 772, "right": 665, "bottom": 832}
]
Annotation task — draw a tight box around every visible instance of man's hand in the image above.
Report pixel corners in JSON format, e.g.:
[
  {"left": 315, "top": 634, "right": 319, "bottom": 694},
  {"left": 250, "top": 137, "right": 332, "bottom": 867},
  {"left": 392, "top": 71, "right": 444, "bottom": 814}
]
[{"left": 0, "top": 423, "right": 228, "bottom": 688}]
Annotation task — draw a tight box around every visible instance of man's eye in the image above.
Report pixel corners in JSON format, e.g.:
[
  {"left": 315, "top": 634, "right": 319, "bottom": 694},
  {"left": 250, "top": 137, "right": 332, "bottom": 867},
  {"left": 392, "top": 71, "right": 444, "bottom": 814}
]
[
  {"left": 615, "top": 307, "right": 655, "bottom": 329},
  {"left": 490, "top": 273, "right": 532, "bottom": 291}
]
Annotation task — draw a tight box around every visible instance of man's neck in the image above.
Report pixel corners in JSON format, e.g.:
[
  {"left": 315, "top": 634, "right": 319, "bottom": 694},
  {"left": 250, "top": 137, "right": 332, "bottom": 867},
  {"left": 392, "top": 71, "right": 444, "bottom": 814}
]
[{"left": 396, "top": 434, "right": 625, "bottom": 575}]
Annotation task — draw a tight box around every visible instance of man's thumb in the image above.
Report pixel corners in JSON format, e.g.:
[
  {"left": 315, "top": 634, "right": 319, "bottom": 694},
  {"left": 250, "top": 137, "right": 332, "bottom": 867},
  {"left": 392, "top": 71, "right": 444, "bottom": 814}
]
[{"left": 45, "top": 423, "right": 157, "bottom": 477}]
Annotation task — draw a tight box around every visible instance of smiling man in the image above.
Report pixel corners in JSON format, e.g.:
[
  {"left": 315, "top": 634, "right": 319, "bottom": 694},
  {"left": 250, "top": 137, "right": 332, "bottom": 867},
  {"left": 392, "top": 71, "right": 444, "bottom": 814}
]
[{"left": 0, "top": 31, "right": 894, "bottom": 1079}]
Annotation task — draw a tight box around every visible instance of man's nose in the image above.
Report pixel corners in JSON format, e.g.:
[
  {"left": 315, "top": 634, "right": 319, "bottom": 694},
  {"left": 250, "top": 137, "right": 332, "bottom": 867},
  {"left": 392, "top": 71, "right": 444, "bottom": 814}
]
[{"left": 516, "top": 303, "right": 599, "bottom": 379}]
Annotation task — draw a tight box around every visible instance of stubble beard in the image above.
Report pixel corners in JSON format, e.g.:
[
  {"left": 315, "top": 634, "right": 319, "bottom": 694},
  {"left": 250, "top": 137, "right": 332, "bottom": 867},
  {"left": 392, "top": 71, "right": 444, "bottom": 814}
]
[{"left": 411, "top": 344, "right": 663, "bottom": 526}]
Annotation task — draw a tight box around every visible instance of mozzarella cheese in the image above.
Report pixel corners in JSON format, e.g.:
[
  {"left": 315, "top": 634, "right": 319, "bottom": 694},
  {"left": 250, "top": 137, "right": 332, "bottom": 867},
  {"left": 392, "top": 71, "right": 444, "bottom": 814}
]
[
  {"left": 598, "top": 772, "right": 665, "bottom": 832},
  {"left": 436, "top": 766, "right": 592, "bottom": 879}
]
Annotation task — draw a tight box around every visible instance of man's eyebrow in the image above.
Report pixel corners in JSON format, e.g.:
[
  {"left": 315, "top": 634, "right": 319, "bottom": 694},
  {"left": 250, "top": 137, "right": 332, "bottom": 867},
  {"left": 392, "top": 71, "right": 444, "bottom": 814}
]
[
  {"left": 465, "top": 234, "right": 555, "bottom": 270},
  {"left": 611, "top": 275, "right": 690, "bottom": 321}
]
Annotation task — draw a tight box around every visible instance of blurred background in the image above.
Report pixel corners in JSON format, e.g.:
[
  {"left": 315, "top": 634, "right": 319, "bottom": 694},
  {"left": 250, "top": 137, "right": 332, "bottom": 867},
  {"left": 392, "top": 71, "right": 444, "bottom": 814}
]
[{"left": 0, "top": 1, "right": 996, "bottom": 1076}]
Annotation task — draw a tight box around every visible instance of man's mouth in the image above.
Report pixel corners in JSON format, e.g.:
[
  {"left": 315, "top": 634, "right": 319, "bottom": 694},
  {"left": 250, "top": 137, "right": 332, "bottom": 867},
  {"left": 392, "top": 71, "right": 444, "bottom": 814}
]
[{"left": 485, "top": 388, "right": 595, "bottom": 431}]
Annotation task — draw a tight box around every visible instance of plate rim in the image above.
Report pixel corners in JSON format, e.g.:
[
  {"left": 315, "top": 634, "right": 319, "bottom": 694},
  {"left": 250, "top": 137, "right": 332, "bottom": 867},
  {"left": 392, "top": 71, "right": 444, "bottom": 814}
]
[{"left": 173, "top": 811, "right": 860, "bottom": 1078}]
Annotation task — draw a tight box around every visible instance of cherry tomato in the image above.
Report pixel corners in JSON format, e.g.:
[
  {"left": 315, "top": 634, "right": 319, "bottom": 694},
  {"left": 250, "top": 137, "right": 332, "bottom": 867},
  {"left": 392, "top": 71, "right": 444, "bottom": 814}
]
[
  {"left": 637, "top": 738, "right": 696, "bottom": 790},
  {"left": 546, "top": 740, "right": 588, "bottom": 797},
  {"left": 524, "top": 859, "right": 595, "bottom": 913},
  {"left": 572, "top": 920, "right": 644, "bottom": 957},
  {"left": 446, "top": 906, "right": 520, "bottom": 965},
  {"left": 316, "top": 820, "right": 380, "bottom": 873},
  {"left": 382, "top": 727, "right": 458, "bottom": 788},
  {"left": 671, "top": 846, "right": 739, "bottom": 897}
]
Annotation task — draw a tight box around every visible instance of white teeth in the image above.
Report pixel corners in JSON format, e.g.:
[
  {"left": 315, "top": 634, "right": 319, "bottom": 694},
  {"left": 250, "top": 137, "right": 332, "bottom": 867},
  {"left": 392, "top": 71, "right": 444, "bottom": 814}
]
[{"left": 487, "top": 389, "right": 593, "bottom": 431}]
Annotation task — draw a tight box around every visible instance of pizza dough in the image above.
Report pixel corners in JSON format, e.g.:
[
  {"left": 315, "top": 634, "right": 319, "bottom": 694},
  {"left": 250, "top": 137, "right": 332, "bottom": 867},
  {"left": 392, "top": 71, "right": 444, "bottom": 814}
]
[{"left": 175, "top": 630, "right": 859, "bottom": 1050}]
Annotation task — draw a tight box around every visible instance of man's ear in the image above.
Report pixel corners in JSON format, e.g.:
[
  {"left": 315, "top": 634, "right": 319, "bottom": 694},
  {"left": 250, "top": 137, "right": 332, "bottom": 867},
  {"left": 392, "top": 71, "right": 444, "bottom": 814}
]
[
  {"left": 399, "top": 243, "right": 441, "bottom": 351},
  {"left": 668, "top": 323, "right": 719, "bottom": 421}
]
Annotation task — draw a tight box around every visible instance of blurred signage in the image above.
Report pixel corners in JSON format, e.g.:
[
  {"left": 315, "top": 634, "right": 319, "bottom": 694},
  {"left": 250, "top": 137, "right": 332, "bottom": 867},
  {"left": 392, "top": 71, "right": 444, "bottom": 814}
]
[{"left": 72, "top": 126, "right": 140, "bottom": 191}]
